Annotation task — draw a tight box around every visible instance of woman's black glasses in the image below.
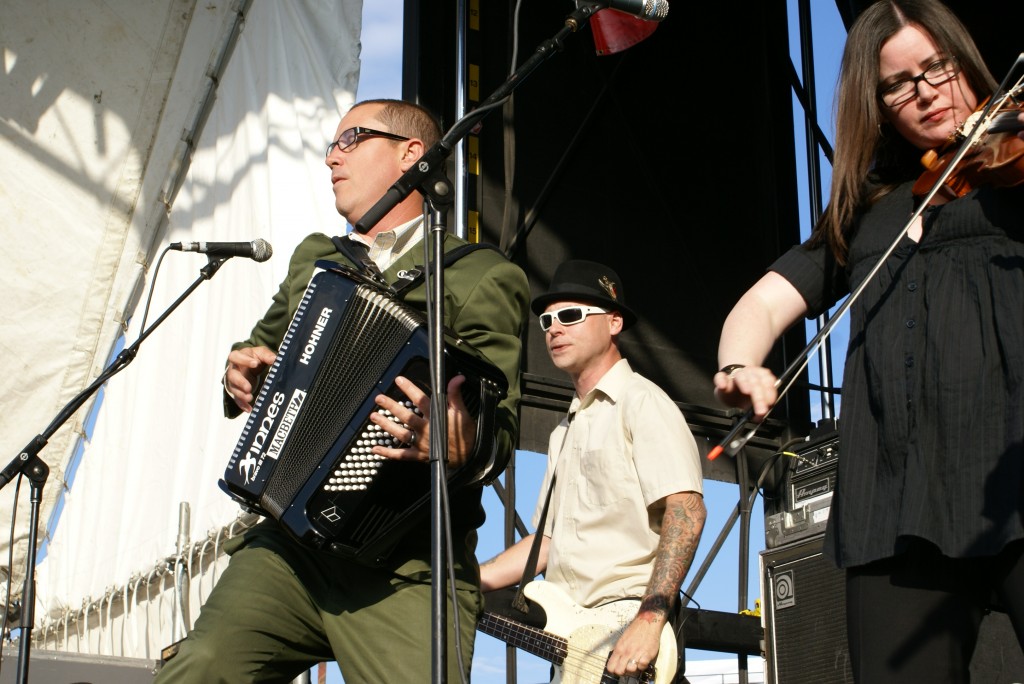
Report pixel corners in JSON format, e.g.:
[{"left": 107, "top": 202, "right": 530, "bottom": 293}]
[{"left": 879, "top": 58, "right": 960, "bottom": 108}]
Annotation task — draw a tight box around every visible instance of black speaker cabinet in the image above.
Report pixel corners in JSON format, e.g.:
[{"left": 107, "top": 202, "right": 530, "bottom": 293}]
[
  {"left": 762, "top": 536, "right": 853, "bottom": 684},
  {"left": 762, "top": 535, "right": 1024, "bottom": 684}
]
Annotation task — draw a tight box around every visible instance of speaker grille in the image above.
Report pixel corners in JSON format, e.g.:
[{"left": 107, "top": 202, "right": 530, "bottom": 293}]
[
  {"left": 761, "top": 535, "right": 1024, "bottom": 683},
  {"left": 762, "top": 536, "right": 854, "bottom": 684}
]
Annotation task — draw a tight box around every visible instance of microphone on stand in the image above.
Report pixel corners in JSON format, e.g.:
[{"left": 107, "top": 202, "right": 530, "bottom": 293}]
[
  {"left": 170, "top": 239, "right": 273, "bottom": 262},
  {"left": 578, "top": 0, "right": 669, "bottom": 22}
]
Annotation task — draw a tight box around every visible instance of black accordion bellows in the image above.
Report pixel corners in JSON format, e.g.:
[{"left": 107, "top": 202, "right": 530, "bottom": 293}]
[{"left": 219, "top": 262, "right": 508, "bottom": 564}]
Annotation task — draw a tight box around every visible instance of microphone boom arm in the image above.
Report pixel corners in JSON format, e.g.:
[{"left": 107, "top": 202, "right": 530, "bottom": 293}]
[
  {"left": 354, "top": 4, "right": 602, "bottom": 233},
  {"left": 1, "top": 257, "right": 231, "bottom": 489}
]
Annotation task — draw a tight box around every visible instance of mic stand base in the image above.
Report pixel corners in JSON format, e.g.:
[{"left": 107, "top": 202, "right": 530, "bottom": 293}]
[{"left": 15, "top": 456, "right": 48, "bottom": 684}]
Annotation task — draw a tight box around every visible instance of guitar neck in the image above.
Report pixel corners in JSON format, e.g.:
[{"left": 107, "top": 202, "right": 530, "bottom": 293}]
[
  {"left": 477, "top": 612, "right": 657, "bottom": 684},
  {"left": 477, "top": 612, "right": 567, "bottom": 666}
]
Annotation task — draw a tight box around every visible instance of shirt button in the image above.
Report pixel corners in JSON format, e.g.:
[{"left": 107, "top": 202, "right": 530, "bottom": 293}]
[
  {"left": 906, "top": 319, "right": 916, "bottom": 328},
  {"left": 905, "top": 355, "right": 914, "bottom": 367},
  {"left": 907, "top": 281, "right": 918, "bottom": 292}
]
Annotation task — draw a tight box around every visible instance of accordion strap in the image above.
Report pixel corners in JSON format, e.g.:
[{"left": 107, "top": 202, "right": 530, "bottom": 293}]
[
  {"left": 331, "top": 235, "right": 504, "bottom": 296},
  {"left": 391, "top": 242, "right": 504, "bottom": 295},
  {"left": 330, "top": 235, "right": 390, "bottom": 289}
]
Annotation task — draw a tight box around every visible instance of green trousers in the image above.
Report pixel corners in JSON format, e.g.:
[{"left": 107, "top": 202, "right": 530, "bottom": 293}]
[{"left": 154, "top": 521, "right": 482, "bottom": 683}]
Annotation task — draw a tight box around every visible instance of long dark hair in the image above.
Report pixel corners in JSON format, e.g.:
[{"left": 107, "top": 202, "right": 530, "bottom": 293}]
[{"left": 809, "top": 0, "right": 997, "bottom": 264}]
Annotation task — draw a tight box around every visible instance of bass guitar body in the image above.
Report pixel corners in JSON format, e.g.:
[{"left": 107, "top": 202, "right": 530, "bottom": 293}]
[{"left": 477, "top": 580, "right": 678, "bottom": 684}]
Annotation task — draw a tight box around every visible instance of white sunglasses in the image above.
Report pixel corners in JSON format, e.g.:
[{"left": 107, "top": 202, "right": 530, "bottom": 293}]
[{"left": 539, "top": 305, "right": 609, "bottom": 331}]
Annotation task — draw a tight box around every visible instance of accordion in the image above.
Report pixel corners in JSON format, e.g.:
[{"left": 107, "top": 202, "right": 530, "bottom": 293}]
[{"left": 219, "top": 261, "right": 509, "bottom": 563}]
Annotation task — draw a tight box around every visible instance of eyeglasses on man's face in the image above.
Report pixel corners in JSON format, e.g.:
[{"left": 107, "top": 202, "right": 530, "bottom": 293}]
[
  {"left": 325, "top": 127, "right": 410, "bottom": 157},
  {"left": 539, "top": 305, "right": 609, "bottom": 332},
  {"left": 878, "top": 57, "right": 961, "bottom": 108}
]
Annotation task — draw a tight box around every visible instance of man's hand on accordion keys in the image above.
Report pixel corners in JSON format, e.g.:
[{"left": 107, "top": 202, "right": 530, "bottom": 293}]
[
  {"left": 224, "top": 346, "right": 278, "bottom": 413},
  {"left": 370, "top": 374, "right": 478, "bottom": 468}
]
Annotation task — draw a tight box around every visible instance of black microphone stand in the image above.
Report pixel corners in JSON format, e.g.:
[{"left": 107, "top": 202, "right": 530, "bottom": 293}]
[
  {"left": 0, "top": 255, "right": 233, "bottom": 684},
  {"left": 352, "top": 4, "right": 610, "bottom": 680}
]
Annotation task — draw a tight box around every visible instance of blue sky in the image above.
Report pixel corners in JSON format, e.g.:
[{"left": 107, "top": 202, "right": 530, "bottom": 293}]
[{"left": 321, "top": 1, "right": 849, "bottom": 682}]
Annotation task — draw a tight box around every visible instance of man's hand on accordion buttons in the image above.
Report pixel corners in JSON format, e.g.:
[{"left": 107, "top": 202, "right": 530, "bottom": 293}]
[
  {"left": 224, "top": 346, "right": 278, "bottom": 413},
  {"left": 370, "top": 374, "right": 477, "bottom": 467}
]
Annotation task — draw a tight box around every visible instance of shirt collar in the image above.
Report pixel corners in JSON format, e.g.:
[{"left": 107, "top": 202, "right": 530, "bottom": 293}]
[
  {"left": 346, "top": 216, "right": 423, "bottom": 271},
  {"left": 568, "top": 358, "right": 633, "bottom": 416}
]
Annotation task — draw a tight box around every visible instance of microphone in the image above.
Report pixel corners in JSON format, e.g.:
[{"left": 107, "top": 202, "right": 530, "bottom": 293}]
[
  {"left": 580, "top": 0, "right": 669, "bottom": 22},
  {"left": 170, "top": 239, "right": 273, "bottom": 262}
]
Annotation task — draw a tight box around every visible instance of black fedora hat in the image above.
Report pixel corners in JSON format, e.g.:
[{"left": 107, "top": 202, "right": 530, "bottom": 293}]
[{"left": 531, "top": 260, "right": 637, "bottom": 330}]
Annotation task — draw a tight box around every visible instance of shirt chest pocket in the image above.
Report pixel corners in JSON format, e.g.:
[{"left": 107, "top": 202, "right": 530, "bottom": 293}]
[{"left": 579, "top": 450, "right": 636, "bottom": 507}]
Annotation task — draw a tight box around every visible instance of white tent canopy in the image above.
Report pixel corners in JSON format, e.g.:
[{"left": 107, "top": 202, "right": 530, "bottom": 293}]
[{"left": 1, "top": 0, "right": 363, "bottom": 658}]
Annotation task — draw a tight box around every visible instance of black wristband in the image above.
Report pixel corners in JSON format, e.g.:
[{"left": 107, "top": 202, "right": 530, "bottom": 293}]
[{"left": 719, "top": 364, "right": 746, "bottom": 377}]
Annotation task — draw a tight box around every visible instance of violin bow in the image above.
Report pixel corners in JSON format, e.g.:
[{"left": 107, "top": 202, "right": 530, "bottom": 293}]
[{"left": 709, "top": 52, "right": 1024, "bottom": 461}]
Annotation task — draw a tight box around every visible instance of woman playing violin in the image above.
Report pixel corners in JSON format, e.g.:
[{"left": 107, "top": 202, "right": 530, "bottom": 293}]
[{"left": 714, "top": 1, "right": 1024, "bottom": 681}]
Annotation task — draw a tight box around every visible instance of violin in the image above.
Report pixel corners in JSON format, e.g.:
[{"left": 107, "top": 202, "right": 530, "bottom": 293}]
[{"left": 912, "top": 86, "right": 1024, "bottom": 201}]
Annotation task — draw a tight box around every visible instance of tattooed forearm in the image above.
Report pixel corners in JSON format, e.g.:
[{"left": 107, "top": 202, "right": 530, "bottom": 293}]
[{"left": 638, "top": 491, "right": 707, "bottom": 622}]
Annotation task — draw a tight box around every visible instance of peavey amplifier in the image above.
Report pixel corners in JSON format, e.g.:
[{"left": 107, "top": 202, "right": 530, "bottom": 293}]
[
  {"left": 765, "top": 419, "right": 839, "bottom": 549},
  {"left": 219, "top": 261, "right": 508, "bottom": 564}
]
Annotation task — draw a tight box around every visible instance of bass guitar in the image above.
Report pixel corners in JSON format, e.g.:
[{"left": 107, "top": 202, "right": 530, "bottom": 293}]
[{"left": 477, "top": 580, "right": 677, "bottom": 684}]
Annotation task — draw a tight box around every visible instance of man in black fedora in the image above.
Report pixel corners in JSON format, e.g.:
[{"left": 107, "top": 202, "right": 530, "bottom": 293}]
[{"left": 479, "top": 259, "right": 706, "bottom": 683}]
